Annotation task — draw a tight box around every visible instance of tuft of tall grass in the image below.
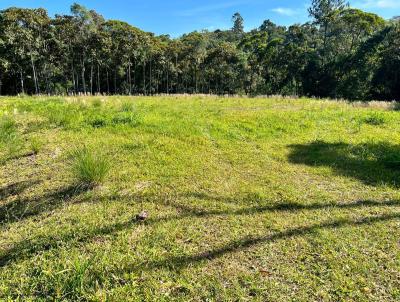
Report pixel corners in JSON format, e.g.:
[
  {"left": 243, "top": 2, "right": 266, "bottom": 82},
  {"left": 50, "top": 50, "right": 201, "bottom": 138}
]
[
  {"left": 0, "top": 115, "right": 17, "bottom": 143},
  {"left": 29, "top": 137, "right": 43, "bottom": 155},
  {"left": 0, "top": 115, "right": 24, "bottom": 163},
  {"left": 92, "top": 99, "right": 103, "bottom": 108},
  {"left": 361, "top": 113, "right": 386, "bottom": 126},
  {"left": 47, "top": 106, "right": 79, "bottom": 128},
  {"left": 120, "top": 101, "right": 135, "bottom": 112},
  {"left": 112, "top": 112, "right": 141, "bottom": 127},
  {"left": 85, "top": 112, "right": 109, "bottom": 128},
  {"left": 70, "top": 147, "right": 110, "bottom": 187}
]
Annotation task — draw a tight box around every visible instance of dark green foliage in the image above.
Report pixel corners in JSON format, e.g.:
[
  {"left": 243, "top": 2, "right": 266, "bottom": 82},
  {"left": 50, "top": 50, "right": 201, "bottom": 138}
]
[{"left": 0, "top": 2, "right": 397, "bottom": 100}]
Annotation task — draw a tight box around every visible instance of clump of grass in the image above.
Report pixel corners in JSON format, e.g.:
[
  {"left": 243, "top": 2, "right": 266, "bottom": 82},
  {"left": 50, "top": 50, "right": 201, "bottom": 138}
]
[
  {"left": 47, "top": 106, "right": 79, "bottom": 128},
  {"left": 86, "top": 114, "right": 108, "bottom": 128},
  {"left": 92, "top": 99, "right": 103, "bottom": 108},
  {"left": 393, "top": 102, "right": 400, "bottom": 111},
  {"left": 361, "top": 113, "right": 386, "bottom": 126},
  {"left": 111, "top": 112, "right": 141, "bottom": 127},
  {"left": 0, "top": 116, "right": 24, "bottom": 163},
  {"left": 0, "top": 115, "right": 17, "bottom": 143},
  {"left": 120, "top": 101, "right": 135, "bottom": 112},
  {"left": 70, "top": 147, "right": 110, "bottom": 187},
  {"left": 29, "top": 137, "right": 43, "bottom": 155}
]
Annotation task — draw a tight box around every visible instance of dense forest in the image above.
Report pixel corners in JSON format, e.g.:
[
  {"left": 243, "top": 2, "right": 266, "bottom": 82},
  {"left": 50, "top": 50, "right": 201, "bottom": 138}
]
[{"left": 0, "top": 0, "right": 399, "bottom": 100}]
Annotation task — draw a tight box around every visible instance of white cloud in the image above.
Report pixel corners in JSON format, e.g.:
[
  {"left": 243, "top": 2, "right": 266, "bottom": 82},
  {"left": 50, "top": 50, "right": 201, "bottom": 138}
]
[{"left": 271, "top": 7, "right": 299, "bottom": 16}]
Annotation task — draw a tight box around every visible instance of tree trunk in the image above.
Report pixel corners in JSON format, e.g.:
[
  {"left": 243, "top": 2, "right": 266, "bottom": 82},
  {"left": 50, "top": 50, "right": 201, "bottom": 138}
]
[
  {"left": 90, "top": 63, "right": 93, "bottom": 95},
  {"left": 128, "top": 60, "right": 132, "bottom": 95},
  {"left": 114, "top": 69, "right": 117, "bottom": 94},
  {"left": 195, "top": 65, "right": 198, "bottom": 93},
  {"left": 30, "top": 53, "right": 39, "bottom": 95},
  {"left": 71, "top": 50, "right": 76, "bottom": 94},
  {"left": 143, "top": 60, "right": 146, "bottom": 95},
  {"left": 106, "top": 69, "right": 110, "bottom": 95},
  {"left": 81, "top": 56, "right": 86, "bottom": 94},
  {"left": 133, "top": 58, "right": 136, "bottom": 93},
  {"left": 97, "top": 64, "right": 101, "bottom": 94},
  {"left": 175, "top": 54, "right": 178, "bottom": 93},
  {"left": 76, "top": 71, "right": 79, "bottom": 94},
  {"left": 44, "top": 63, "right": 50, "bottom": 95},
  {"left": 20, "top": 70, "right": 25, "bottom": 95},
  {"left": 149, "top": 59, "right": 152, "bottom": 95},
  {"left": 156, "top": 71, "right": 159, "bottom": 94},
  {"left": 166, "top": 66, "right": 169, "bottom": 94}
]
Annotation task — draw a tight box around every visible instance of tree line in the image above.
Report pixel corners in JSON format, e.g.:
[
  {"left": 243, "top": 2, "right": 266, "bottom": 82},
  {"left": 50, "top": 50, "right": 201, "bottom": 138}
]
[{"left": 0, "top": 0, "right": 399, "bottom": 100}]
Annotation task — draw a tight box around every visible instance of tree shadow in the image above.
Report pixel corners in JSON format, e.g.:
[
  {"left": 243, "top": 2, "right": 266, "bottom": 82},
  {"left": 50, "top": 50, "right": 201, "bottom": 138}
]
[
  {"left": 177, "top": 191, "right": 265, "bottom": 206},
  {"left": 128, "top": 212, "right": 400, "bottom": 272},
  {"left": 165, "top": 198, "right": 400, "bottom": 218},
  {"left": 0, "top": 183, "right": 92, "bottom": 226},
  {"left": 1, "top": 194, "right": 399, "bottom": 268},
  {"left": 0, "top": 180, "right": 42, "bottom": 200},
  {"left": 288, "top": 141, "right": 400, "bottom": 187}
]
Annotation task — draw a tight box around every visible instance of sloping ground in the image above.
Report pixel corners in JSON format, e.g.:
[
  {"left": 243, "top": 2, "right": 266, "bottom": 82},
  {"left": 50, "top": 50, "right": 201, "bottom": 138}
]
[{"left": 0, "top": 96, "right": 400, "bottom": 301}]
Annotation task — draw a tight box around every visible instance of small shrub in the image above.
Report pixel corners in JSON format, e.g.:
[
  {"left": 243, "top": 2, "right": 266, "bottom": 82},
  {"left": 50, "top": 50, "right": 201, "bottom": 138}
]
[
  {"left": 361, "top": 113, "right": 386, "bottom": 126},
  {"left": 393, "top": 102, "right": 400, "bottom": 111},
  {"left": 0, "top": 115, "right": 17, "bottom": 143},
  {"left": 70, "top": 147, "right": 110, "bottom": 186}
]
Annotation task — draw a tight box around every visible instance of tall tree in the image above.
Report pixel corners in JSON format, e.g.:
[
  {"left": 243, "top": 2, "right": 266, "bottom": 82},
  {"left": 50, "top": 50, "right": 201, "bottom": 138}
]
[
  {"left": 309, "top": 0, "right": 347, "bottom": 60},
  {"left": 232, "top": 12, "right": 244, "bottom": 39},
  {"left": 0, "top": 2, "right": 398, "bottom": 100}
]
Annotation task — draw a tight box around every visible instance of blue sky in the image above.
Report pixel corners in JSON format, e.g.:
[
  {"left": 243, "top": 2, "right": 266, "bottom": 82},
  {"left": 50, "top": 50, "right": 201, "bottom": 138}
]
[{"left": 0, "top": 0, "right": 399, "bottom": 37}]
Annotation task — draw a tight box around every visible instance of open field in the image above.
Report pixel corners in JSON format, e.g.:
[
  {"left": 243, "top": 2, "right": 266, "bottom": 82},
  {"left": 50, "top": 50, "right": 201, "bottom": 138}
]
[{"left": 1, "top": 95, "right": 400, "bottom": 301}]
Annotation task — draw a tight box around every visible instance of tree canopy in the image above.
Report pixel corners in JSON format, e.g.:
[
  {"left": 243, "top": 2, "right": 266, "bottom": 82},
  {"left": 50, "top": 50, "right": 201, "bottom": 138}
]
[{"left": 0, "top": 0, "right": 398, "bottom": 100}]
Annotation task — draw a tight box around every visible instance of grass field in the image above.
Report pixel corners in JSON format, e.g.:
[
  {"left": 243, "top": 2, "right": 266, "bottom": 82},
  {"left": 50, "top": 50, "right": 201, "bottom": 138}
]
[{"left": 1, "top": 95, "right": 400, "bottom": 301}]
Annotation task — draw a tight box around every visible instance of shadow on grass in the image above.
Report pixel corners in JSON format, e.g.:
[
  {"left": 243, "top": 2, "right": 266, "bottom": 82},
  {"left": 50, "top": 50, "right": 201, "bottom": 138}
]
[
  {"left": 0, "top": 180, "right": 42, "bottom": 200},
  {"left": 0, "top": 184, "right": 92, "bottom": 226},
  {"left": 288, "top": 141, "right": 400, "bottom": 187},
  {"left": 130, "top": 212, "right": 400, "bottom": 272},
  {"left": 166, "top": 197, "right": 400, "bottom": 217},
  {"left": 1, "top": 195, "right": 399, "bottom": 268}
]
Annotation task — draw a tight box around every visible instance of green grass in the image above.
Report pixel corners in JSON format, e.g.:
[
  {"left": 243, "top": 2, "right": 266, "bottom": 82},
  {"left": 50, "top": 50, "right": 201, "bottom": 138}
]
[
  {"left": 70, "top": 147, "right": 110, "bottom": 187},
  {"left": 1, "top": 95, "right": 400, "bottom": 301},
  {"left": 0, "top": 115, "right": 17, "bottom": 143},
  {"left": 361, "top": 112, "right": 387, "bottom": 126}
]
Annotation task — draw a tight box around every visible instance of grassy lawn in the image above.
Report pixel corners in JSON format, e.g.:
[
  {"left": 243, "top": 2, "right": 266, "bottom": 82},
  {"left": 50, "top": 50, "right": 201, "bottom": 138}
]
[{"left": 1, "top": 96, "right": 400, "bottom": 301}]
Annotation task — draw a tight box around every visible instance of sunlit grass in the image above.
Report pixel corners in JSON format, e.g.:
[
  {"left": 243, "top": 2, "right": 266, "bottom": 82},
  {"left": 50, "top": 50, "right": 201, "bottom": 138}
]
[{"left": 0, "top": 96, "right": 400, "bottom": 301}]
